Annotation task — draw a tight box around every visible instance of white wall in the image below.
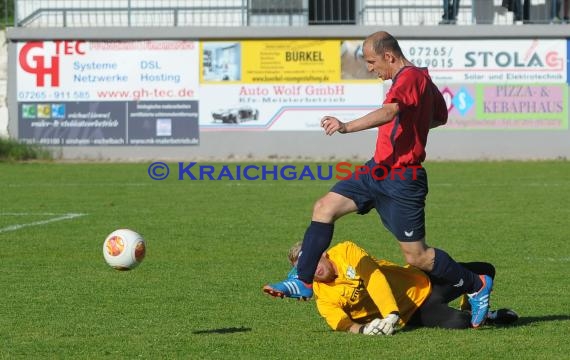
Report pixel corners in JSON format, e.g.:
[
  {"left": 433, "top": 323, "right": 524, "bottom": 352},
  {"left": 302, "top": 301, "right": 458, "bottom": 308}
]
[{"left": 5, "top": 25, "right": 570, "bottom": 161}]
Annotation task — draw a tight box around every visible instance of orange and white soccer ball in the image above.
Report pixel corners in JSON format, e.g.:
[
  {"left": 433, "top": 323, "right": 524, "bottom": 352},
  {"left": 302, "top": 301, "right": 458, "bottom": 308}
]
[{"left": 103, "top": 229, "right": 146, "bottom": 270}]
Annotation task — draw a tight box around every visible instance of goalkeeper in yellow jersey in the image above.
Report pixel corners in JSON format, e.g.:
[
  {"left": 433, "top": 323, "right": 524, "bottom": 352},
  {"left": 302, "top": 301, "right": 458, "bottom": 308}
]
[{"left": 264, "top": 241, "right": 517, "bottom": 334}]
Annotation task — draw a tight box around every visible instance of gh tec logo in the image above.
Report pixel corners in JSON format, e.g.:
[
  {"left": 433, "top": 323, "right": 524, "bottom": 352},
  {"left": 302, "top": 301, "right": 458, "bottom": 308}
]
[{"left": 19, "top": 41, "right": 86, "bottom": 87}]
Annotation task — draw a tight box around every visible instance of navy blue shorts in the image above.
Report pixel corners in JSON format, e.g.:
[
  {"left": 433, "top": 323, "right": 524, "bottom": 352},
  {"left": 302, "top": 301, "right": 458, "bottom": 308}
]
[{"left": 331, "top": 158, "right": 428, "bottom": 242}]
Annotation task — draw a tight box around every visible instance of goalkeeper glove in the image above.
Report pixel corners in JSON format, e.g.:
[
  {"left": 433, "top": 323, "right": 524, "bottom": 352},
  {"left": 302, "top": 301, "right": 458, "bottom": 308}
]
[
  {"left": 376, "top": 312, "right": 400, "bottom": 335},
  {"left": 360, "top": 318, "right": 383, "bottom": 335},
  {"left": 359, "top": 312, "right": 400, "bottom": 335}
]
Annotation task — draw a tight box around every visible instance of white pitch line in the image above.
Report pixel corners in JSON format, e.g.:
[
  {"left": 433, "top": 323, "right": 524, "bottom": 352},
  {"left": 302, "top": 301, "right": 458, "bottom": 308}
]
[
  {"left": 0, "top": 212, "right": 75, "bottom": 216},
  {"left": 4, "top": 183, "right": 152, "bottom": 188},
  {"left": 0, "top": 213, "right": 87, "bottom": 234},
  {"left": 524, "top": 256, "right": 570, "bottom": 262}
]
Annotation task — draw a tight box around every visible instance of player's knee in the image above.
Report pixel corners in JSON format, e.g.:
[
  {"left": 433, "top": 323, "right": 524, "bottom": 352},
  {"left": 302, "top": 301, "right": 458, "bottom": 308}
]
[
  {"left": 404, "top": 254, "right": 422, "bottom": 268},
  {"left": 483, "top": 262, "right": 496, "bottom": 279},
  {"left": 403, "top": 251, "right": 431, "bottom": 271},
  {"left": 312, "top": 198, "right": 335, "bottom": 222},
  {"left": 444, "top": 312, "right": 471, "bottom": 329}
]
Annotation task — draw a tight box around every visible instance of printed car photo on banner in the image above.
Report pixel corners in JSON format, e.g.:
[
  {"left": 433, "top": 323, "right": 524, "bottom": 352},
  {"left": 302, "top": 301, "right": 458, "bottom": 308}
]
[{"left": 16, "top": 40, "right": 200, "bottom": 145}]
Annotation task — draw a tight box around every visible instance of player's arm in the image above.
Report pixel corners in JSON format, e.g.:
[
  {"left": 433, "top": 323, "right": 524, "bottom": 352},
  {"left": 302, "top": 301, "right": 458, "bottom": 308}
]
[
  {"left": 357, "top": 255, "right": 400, "bottom": 316},
  {"left": 357, "top": 257, "right": 402, "bottom": 335},
  {"left": 348, "top": 323, "right": 364, "bottom": 333},
  {"left": 429, "top": 109, "right": 447, "bottom": 129},
  {"left": 317, "top": 300, "right": 391, "bottom": 335},
  {"left": 321, "top": 103, "right": 399, "bottom": 135},
  {"left": 429, "top": 84, "right": 448, "bottom": 129},
  {"left": 316, "top": 299, "right": 355, "bottom": 332},
  {"left": 343, "top": 242, "right": 400, "bottom": 315},
  {"left": 429, "top": 118, "right": 446, "bottom": 129}
]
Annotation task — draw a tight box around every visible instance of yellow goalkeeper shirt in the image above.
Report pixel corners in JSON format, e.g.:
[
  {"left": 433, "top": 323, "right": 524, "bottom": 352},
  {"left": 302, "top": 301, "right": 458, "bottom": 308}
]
[{"left": 314, "top": 241, "right": 431, "bottom": 331}]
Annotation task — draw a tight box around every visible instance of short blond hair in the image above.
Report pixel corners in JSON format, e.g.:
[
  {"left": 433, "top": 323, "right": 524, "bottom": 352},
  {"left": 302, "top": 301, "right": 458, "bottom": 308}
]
[{"left": 287, "top": 241, "right": 302, "bottom": 265}]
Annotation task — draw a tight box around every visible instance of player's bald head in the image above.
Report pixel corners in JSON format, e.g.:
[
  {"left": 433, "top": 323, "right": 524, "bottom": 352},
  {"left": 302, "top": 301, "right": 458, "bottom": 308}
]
[{"left": 364, "top": 31, "right": 404, "bottom": 57}]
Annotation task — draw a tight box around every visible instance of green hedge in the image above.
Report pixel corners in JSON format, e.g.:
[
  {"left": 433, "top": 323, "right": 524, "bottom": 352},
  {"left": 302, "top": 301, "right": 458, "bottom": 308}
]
[
  {"left": 1, "top": 0, "right": 14, "bottom": 28},
  {"left": 0, "top": 137, "right": 53, "bottom": 161}
]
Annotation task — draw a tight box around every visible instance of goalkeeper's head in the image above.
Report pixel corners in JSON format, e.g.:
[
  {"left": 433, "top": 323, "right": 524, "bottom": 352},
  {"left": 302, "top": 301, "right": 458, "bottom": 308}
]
[{"left": 287, "top": 242, "right": 338, "bottom": 283}]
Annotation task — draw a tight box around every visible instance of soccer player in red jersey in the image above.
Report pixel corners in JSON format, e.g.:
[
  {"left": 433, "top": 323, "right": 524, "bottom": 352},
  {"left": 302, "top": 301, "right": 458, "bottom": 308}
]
[{"left": 264, "top": 31, "right": 493, "bottom": 328}]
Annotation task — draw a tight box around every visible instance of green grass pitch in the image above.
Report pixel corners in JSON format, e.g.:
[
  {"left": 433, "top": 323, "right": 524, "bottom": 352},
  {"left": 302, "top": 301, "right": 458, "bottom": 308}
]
[{"left": 0, "top": 161, "right": 569, "bottom": 359}]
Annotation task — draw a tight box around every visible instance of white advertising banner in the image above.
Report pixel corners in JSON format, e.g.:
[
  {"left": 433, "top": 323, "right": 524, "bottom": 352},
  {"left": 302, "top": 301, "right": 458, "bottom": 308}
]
[
  {"left": 198, "top": 83, "right": 382, "bottom": 131},
  {"left": 17, "top": 40, "right": 199, "bottom": 101},
  {"left": 14, "top": 38, "right": 568, "bottom": 136},
  {"left": 400, "top": 39, "right": 567, "bottom": 83},
  {"left": 16, "top": 40, "right": 201, "bottom": 145}
]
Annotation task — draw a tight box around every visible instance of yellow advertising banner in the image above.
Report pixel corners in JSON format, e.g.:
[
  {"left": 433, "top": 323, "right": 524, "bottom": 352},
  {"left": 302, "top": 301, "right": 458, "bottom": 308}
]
[
  {"left": 242, "top": 40, "right": 340, "bottom": 83},
  {"left": 200, "top": 40, "right": 341, "bottom": 84}
]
